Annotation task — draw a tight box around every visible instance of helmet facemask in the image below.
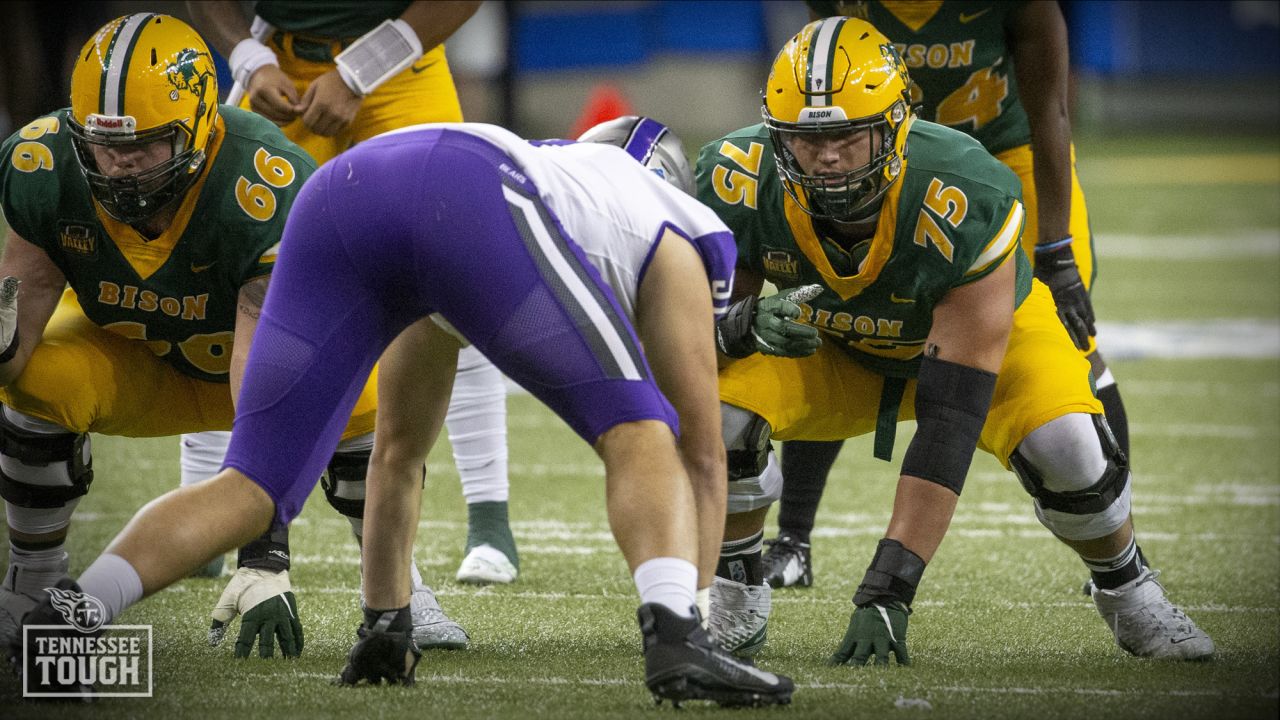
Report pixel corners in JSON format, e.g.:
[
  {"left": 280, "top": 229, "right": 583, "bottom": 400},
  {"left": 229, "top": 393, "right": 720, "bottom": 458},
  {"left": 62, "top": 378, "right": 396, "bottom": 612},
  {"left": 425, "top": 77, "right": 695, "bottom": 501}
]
[
  {"left": 68, "top": 116, "right": 205, "bottom": 225},
  {"left": 766, "top": 99, "right": 907, "bottom": 222}
]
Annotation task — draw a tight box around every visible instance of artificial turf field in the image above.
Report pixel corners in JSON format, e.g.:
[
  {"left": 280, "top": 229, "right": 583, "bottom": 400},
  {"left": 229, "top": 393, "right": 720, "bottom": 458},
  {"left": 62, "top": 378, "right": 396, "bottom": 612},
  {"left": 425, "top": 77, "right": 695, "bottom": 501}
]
[{"left": 0, "top": 131, "right": 1276, "bottom": 718}]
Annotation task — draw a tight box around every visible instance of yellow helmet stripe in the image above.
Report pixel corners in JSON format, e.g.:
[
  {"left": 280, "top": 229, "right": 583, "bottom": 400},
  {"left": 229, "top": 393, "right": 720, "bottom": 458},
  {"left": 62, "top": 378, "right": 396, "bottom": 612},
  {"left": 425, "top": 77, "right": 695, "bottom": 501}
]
[
  {"left": 806, "top": 17, "right": 846, "bottom": 105},
  {"left": 100, "top": 13, "right": 155, "bottom": 116}
]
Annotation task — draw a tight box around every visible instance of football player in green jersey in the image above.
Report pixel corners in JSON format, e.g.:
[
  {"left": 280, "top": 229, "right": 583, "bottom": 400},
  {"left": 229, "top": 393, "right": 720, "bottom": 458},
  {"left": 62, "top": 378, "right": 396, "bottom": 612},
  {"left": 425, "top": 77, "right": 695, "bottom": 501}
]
[
  {"left": 763, "top": 0, "right": 1132, "bottom": 593},
  {"left": 0, "top": 14, "right": 464, "bottom": 658},
  {"left": 187, "top": 0, "right": 520, "bottom": 587},
  {"left": 698, "top": 17, "right": 1211, "bottom": 665}
]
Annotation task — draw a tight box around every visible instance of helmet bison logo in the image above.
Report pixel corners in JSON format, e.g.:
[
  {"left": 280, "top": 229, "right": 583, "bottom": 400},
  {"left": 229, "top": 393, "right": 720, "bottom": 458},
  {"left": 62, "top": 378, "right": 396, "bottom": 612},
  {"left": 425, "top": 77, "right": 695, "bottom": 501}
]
[{"left": 166, "top": 48, "right": 214, "bottom": 102}]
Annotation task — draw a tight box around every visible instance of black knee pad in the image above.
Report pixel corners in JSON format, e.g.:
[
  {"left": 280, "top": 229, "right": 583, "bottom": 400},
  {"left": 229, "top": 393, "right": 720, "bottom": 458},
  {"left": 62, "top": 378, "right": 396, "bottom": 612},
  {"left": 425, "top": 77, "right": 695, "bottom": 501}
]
[
  {"left": 321, "top": 448, "right": 371, "bottom": 520},
  {"left": 723, "top": 406, "right": 772, "bottom": 482},
  {"left": 1011, "top": 414, "right": 1129, "bottom": 515},
  {"left": 0, "top": 411, "right": 93, "bottom": 509}
]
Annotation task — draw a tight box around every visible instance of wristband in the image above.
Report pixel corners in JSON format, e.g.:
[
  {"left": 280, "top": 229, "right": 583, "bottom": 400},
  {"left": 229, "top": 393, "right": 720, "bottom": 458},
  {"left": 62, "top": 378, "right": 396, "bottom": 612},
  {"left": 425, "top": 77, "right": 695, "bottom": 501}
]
[
  {"left": 237, "top": 524, "right": 291, "bottom": 572},
  {"left": 228, "top": 37, "right": 279, "bottom": 89},
  {"left": 1034, "top": 235, "right": 1073, "bottom": 254},
  {"left": 0, "top": 326, "right": 19, "bottom": 363},
  {"left": 715, "top": 294, "right": 760, "bottom": 358},
  {"left": 335, "top": 19, "right": 423, "bottom": 97},
  {"left": 851, "top": 538, "right": 926, "bottom": 607}
]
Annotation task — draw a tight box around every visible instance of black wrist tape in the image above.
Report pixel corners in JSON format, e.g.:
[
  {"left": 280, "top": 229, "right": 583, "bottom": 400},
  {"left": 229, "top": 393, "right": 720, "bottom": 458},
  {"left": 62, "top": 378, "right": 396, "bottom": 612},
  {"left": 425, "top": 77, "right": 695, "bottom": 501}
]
[
  {"left": 900, "top": 355, "right": 997, "bottom": 495},
  {"left": 852, "top": 538, "right": 926, "bottom": 607},
  {"left": 362, "top": 605, "right": 413, "bottom": 633},
  {"left": 0, "top": 325, "right": 19, "bottom": 363},
  {"left": 237, "top": 524, "right": 291, "bottom": 572},
  {"left": 715, "top": 294, "right": 759, "bottom": 358}
]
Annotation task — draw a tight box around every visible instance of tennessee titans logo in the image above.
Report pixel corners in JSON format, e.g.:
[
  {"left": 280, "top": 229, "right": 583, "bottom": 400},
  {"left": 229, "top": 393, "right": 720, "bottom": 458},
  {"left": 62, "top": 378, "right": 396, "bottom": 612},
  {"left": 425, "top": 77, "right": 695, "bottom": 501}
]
[
  {"left": 165, "top": 48, "right": 214, "bottom": 102},
  {"left": 46, "top": 586, "right": 107, "bottom": 633}
]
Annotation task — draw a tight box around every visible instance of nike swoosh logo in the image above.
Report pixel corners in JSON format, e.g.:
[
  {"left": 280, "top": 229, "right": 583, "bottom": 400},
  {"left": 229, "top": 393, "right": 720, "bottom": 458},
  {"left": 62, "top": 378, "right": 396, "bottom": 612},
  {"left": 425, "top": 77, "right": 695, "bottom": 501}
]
[
  {"left": 191, "top": 262, "right": 216, "bottom": 273},
  {"left": 1170, "top": 635, "right": 1199, "bottom": 644},
  {"left": 410, "top": 59, "right": 438, "bottom": 74},
  {"left": 889, "top": 293, "right": 914, "bottom": 304},
  {"left": 959, "top": 7, "right": 992, "bottom": 23}
]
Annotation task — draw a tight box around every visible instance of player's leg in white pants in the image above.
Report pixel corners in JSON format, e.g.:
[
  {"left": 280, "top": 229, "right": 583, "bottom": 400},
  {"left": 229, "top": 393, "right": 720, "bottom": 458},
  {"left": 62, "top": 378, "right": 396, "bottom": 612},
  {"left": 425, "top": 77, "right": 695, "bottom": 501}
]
[
  {"left": 0, "top": 406, "right": 86, "bottom": 645},
  {"left": 449, "top": 346, "right": 518, "bottom": 584},
  {"left": 180, "top": 431, "right": 233, "bottom": 577}
]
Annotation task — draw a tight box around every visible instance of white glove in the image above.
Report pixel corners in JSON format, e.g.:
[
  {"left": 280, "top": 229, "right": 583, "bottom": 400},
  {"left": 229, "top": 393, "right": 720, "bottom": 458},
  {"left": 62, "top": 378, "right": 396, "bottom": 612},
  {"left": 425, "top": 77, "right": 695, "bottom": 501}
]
[
  {"left": 209, "top": 567, "right": 303, "bottom": 658},
  {"left": 0, "top": 276, "right": 20, "bottom": 355}
]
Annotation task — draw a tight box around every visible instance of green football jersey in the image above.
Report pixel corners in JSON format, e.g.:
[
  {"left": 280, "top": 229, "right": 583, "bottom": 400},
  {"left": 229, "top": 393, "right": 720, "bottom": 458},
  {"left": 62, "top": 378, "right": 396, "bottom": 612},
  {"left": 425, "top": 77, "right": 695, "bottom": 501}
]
[
  {"left": 806, "top": 1, "right": 1030, "bottom": 154},
  {"left": 0, "top": 106, "right": 317, "bottom": 383},
  {"left": 254, "top": 1, "right": 412, "bottom": 38},
  {"left": 696, "top": 119, "right": 1030, "bottom": 379}
]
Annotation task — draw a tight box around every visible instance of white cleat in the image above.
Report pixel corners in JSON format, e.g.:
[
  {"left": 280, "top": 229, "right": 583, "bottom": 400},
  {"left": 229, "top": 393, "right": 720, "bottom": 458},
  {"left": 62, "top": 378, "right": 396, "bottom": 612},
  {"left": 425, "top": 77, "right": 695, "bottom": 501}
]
[
  {"left": 0, "top": 588, "right": 36, "bottom": 649},
  {"left": 455, "top": 544, "right": 518, "bottom": 585},
  {"left": 1, "top": 556, "right": 70, "bottom": 647},
  {"left": 1092, "top": 568, "right": 1214, "bottom": 660},
  {"left": 707, "top": 576, "right": 771, "bottom": 657},
  {"left": 410, "top": 585, "right": 469, "bottom": 650}
]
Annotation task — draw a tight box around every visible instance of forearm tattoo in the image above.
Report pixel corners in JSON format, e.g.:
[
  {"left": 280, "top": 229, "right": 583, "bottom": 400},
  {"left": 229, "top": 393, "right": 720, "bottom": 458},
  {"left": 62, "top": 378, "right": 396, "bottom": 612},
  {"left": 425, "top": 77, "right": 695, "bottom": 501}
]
[{"left": 238, "top": 277, "right": 269, "bottom": 320}]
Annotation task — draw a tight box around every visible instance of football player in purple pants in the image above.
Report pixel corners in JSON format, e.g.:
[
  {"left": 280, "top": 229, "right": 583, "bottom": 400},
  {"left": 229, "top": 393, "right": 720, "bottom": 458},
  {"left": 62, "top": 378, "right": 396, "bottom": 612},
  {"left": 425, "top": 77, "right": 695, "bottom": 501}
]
[{"left": 12, "top": 118, "right": 793, "bottom": 706}]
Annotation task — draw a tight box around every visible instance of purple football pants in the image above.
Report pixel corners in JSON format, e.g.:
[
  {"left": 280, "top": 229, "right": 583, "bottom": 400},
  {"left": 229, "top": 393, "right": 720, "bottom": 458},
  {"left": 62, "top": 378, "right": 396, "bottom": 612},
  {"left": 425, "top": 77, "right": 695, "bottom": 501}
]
[{"left": 224, "top": 129, "right": 677, "bottom": 525}]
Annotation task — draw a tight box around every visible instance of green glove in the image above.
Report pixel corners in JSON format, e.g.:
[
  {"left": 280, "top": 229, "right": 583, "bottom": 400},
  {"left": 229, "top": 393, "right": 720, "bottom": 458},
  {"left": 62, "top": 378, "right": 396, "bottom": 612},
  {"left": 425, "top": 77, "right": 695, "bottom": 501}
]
[
  {"left": 753, "top": 285, "right": 823, "bottom": 358},
  {"left": 209, "top": 567, "right": 304, "bottom": 658},
  {"left": 828, "top": 601, "right": 910, "bottom": 667}
]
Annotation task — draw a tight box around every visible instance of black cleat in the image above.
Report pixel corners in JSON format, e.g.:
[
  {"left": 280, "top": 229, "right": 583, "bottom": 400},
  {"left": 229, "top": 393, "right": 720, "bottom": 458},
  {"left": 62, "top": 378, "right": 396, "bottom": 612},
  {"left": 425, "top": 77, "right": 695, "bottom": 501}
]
[
  {"left": 763, "top": 533, "right": 813, "bottom": 588},
  {"left": 638, "top": 603, "right": 793, "bottom": 708}
]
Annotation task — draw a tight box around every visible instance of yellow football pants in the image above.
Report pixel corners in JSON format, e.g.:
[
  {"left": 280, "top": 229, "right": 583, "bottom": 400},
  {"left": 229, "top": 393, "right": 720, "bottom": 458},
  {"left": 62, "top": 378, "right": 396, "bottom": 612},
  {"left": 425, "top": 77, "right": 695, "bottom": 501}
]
[
  {"left": 718, "top": 281, "right": 1102, "bottom": 469},
  {"left": 0, "top": 289, "right": 377, "bottom": 439},
  {"left": 252, "top": 40, "right": 464, "bottom": 164}
]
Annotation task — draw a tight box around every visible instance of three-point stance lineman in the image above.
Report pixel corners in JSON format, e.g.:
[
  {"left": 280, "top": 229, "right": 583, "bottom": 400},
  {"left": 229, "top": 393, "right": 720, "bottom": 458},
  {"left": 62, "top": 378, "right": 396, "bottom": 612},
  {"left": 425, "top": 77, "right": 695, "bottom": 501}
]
[
  {"left": 699, "top": 17, "right": 1213, "bottom": 665},
  {"left": 16, "top": 118, "right": 793, "bottom": 706}
]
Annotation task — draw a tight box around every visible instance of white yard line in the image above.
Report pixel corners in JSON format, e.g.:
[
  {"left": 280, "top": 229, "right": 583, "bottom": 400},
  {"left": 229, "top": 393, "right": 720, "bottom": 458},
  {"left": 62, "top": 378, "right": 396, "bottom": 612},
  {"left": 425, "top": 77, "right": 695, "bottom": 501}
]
[
  {"left": 1097, "top": 319, "right": 1280, "bottom": 360},
  {"left": 1100, "top": 232, "right": 1279, "bottom": 259},
  {"left": 281, "top": 670, "right": 1279, "bottom": 699}
]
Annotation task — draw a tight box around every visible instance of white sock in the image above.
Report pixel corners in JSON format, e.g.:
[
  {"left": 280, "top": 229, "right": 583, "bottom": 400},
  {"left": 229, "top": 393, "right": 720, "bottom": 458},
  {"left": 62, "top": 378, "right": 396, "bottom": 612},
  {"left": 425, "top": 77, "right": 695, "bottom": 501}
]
[
  {"left": 633, "top": 557, "right": 697, "bottom": 619},
  {"left": 77, "top": 553, "right": 144, "bottom": 625}
]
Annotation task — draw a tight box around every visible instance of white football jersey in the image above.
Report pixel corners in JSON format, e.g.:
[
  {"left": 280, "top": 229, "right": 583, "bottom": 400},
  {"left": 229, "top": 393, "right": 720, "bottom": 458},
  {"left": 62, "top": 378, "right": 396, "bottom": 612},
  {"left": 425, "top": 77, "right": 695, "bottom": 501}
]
[{"left": 381, "top": 122, "right": 736, "bottom": 322}]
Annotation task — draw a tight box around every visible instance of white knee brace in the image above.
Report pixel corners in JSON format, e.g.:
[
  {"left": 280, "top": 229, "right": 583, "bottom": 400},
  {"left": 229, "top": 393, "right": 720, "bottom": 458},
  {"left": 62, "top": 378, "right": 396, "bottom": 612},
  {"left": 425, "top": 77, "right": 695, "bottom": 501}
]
[
  {"left": 1012, "top": 413, "right": 1131, "bottom": 541},
  {"left": 722, "top": 403, "right": 782, "bottom": 514},
  {"left": 0, "top": 406, "right": 91, "bottom": 534}
]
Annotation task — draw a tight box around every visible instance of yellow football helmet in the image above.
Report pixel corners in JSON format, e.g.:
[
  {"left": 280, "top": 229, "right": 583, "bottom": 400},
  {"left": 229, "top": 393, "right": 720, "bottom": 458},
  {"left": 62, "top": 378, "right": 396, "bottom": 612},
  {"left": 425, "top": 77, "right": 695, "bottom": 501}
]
[
  {"left": 68, "top": 14, "right": 219, "bottom": 224},
  {"left": 763, "top": 17, "right": 913, "bottom": 222}
]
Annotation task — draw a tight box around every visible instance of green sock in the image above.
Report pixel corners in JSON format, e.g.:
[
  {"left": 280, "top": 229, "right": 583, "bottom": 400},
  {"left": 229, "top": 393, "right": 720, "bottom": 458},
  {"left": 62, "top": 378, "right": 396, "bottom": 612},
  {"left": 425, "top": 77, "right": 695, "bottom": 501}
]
[{"left": 466, "top": 501, "right": 518, "bottom": 570}]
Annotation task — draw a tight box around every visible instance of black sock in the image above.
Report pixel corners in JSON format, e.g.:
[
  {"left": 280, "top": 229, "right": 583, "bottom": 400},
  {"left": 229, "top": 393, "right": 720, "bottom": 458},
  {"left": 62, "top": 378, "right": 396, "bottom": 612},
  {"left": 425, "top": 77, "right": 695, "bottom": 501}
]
[
  {"left": 1096, "top": 383, "right": 1130, "bottom": 460},
  {"left": 1083, "top": 539, "right": 1145, "bottom": 590},
  {"left": 777, "top": 440, "right": 844, "bottom": 543},
  {"left": 717, "top": 530, "right": 764, "bottom": 585}
]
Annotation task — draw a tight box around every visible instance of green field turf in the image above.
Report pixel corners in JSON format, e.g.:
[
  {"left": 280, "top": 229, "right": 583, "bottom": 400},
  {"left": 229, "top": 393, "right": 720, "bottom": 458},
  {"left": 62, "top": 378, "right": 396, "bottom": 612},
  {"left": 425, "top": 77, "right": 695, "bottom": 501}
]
[{"left": 0, "top": 131, "right": 1277, "bottom": 718}]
